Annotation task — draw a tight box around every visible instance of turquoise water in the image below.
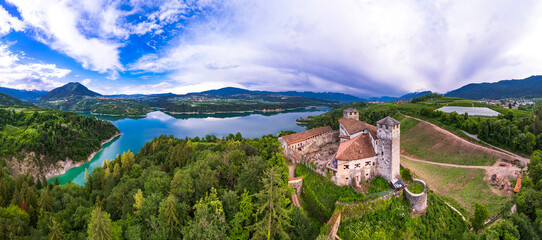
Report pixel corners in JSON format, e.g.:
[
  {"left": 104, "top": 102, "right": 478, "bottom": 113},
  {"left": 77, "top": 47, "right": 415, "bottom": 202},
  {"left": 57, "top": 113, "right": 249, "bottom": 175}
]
[{"left": 52, "top": 108, "right": 327, "bottom": 185}]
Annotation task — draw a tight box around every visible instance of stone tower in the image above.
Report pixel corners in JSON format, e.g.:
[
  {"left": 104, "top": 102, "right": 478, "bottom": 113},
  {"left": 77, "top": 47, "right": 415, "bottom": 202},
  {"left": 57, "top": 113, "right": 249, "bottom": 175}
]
[
  {"left": 376, "top": 116, "right": 401, "bottom": 183},
  {"left": 343, "top": 108, "right": 359, "bottom": 120}
]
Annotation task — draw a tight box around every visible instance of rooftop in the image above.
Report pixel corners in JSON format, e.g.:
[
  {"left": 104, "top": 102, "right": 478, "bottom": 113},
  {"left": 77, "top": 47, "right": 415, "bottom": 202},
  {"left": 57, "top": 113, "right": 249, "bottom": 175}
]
[
  {"left": 335, "top": 134, "right": 376, "bottom": 161},
  {"left": 339, "top": 118, "right": 378, "bottom": 139},
  {"left": 280, "top": 126, "right": 333, "bottom": 145},
  {"left": 344, "top": 107, "right": 358, "bottom": 113},
  {"left": 377, "top": 116, "right": 400, "bottom": 126}
]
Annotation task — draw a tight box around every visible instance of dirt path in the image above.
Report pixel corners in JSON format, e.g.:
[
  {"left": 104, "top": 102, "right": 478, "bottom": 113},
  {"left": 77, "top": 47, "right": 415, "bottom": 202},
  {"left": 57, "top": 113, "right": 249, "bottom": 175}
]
[
  {"left": 401, "top": 114, "right": 529, "bottom": 165},
  {"left": 402, "top": 154, "right": 519, "bottom": 199},
  {"left": 401, "top": 155, "right": 494, "bottom": 170},
  {"left": 288, "top": 164, "right": 296, "bottom": 178},
  {"left": 444, "top": 202, "right": 467, "bottom": 222},
  {"left": 461, "top": 130, "right": 530, "bottom": 166}
]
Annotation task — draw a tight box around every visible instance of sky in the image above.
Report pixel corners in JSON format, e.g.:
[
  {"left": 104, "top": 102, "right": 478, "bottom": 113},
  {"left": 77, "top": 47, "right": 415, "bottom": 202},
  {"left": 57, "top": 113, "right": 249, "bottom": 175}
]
[{"left": 1, "top": 0, "right": 542, "bottom": 98}]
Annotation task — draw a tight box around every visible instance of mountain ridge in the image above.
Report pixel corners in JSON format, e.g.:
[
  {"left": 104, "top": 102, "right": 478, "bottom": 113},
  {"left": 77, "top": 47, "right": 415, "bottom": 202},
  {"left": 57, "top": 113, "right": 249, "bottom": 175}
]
[
  {"left": 446, "top": 75, "right": 542, "bottom": 99},
  {"left": 40, "top": 82, "right": 101, "bottom": 101},
  {"left": 0, "top": 87, "right": 48, "bottom": 102}
]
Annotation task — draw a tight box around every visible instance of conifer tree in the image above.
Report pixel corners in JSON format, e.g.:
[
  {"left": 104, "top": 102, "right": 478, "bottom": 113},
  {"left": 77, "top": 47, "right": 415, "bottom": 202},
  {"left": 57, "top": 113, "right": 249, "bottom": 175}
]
[
  {"left": 39, "top": 187, "right": 53, "bottom": 215},
  {"left": 48, "top": 220, "right": 64, "bottom": 240},
  {"left": 251, "top": 167, "right": 291, "bottom": 240},
  {"left": 87, "top": 207, "right": 113, "bottom": 240},
  {"left": 159, "top": 194, "right": 180, "bottom": 239},
  {"left": 133, "top": 189, "right": 145, "bottom": 215}
]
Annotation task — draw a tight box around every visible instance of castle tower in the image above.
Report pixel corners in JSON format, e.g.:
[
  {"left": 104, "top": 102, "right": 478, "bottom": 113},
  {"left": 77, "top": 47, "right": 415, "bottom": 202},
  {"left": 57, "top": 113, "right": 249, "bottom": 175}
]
[
  {"left": 376, "top": 116, "right": 401, "bottom": 183},
  {"left": 343, "top": 108, "right": 359, "bottom": 120}
]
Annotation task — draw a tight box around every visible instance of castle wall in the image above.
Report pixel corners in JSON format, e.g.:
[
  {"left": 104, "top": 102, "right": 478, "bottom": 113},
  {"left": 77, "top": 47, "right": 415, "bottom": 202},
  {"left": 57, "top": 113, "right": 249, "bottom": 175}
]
[{"left": 404, "top": 179, "right": 428, "bottom": 213}]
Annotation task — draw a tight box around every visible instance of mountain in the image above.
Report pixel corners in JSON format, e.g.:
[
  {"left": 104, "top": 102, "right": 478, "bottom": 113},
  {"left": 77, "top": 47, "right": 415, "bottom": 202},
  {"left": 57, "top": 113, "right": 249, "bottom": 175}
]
[
  {"left": 0, "top": 93, "right": 34, "bottom": 107},
  {"left": 40, "top": 82, "right": 101, "bottom": 101},
  {"left": 398, "top": 91, "right": 433, "bottom": 100},
  {"left": 105, "top": 93, "right": 175, "bottom": 99},
  {"left": 199, "top": 87, "right": 365, "bottom": 102},
  {"left": 200, "top": 87, "right": 251, "bottom": 96},
  {"left": 446, "top": 75, "right": 542, "bottom": 99},
  {"left": 367, "top": 91, "right": 433, "bottom": 102},
  {"left": 0, "top": 87, "right": 47, "bottom": 102}
]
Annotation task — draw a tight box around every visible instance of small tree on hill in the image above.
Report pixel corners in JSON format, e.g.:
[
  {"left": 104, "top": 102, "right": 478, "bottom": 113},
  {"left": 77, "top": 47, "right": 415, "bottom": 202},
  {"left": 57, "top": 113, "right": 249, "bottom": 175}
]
[{"left": 472, "top": 202, "right": 489, "bottom": 232}]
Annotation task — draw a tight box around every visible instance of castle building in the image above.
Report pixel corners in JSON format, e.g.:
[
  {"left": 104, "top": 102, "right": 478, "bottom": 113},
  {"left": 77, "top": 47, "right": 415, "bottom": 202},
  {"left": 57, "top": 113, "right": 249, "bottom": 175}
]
[
  {"left": 278, "top": 126, "right": 334, "bottom": 155},
  {"left": 328, "top": 109, "right": 402, "bottom": 187}
]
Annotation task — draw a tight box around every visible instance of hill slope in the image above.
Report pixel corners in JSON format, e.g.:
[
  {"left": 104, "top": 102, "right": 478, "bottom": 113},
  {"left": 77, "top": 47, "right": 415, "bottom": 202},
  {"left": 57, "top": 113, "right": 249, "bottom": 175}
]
[
  {"left": 0, "top": 87, "right": 47, "bottom": 102},
  {"left": 199, "top": 87, "right": 365, "bottom": 102},
  {"left": 0, "top": 102, "right": 119, "bottom": 179},
  {"left": 40, "top": 82, "right": 101, "bottom": 100},
  {"left": 446, "top": 75, "right": 542, "bottom": 99},
  {"left": 0, "top": 93, "right": 34, "bottom": 107}
]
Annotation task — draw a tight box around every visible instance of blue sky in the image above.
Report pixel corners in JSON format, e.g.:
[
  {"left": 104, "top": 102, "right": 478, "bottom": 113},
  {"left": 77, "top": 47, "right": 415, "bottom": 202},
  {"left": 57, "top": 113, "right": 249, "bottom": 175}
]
[{"left": 1, "top": 0, "right": 542, "bottom": 97}]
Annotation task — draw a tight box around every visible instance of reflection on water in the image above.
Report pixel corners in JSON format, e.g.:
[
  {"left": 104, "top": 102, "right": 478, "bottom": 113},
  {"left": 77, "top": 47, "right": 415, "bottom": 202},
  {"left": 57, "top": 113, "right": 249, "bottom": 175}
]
[{"left": 52, "top": 108, "right": 328, "bottom": 185}]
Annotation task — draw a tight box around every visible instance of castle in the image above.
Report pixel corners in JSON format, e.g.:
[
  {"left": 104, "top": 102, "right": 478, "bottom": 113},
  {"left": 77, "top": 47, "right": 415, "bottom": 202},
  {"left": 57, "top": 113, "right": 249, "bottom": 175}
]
[{"left": 279, "top": 108, "right": 403, "bottom": 188}]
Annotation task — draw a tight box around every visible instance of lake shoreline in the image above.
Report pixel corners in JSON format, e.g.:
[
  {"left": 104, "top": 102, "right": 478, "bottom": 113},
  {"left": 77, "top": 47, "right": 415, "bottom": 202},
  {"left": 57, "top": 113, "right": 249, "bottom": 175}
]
[
  {"left": 165, "top": 107, "right": 301, "bottom": 115},
  {"left": 47, "top": 132, "right": 122, "bottom": 180}
]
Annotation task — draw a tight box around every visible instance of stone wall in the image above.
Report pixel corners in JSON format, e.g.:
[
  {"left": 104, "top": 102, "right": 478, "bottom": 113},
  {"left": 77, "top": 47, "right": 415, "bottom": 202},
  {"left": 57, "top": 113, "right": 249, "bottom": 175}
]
[
  {"left": 327, "top": 212, "right": 341, "bottom": 240},
  {"left": 404, "top": 179, "right": 428, "bottom": 213},
  {"left": 288, "top": 177, "right": 303, "bottom": 194}
]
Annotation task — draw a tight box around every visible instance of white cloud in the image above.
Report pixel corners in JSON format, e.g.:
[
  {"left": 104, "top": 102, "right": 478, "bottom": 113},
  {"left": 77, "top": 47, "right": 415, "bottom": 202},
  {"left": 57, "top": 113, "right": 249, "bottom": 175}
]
[
  {"left": 0, "top": 43, "right": 70, "bottom": 90},
  {"left": 6, "top": 0, "right": 124, "bottom": 76},
  {"left": 130, "top": 0, "right": 542, "bottom": 96},
  {"left": 0, "top": 5, "right": 24, "bottom": 36}
]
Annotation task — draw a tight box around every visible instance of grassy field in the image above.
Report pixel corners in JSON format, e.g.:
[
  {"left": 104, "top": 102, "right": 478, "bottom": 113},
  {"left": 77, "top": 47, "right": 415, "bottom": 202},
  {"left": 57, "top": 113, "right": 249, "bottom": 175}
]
[
  {"left": 408, "top": 181, "right": 425, "bottom": 194},
  {"left": 400, "top": 118, "right": 499, "bottom": 166},
  {"left": 401, "top": 157, "right": 508, "bottom": 216}
]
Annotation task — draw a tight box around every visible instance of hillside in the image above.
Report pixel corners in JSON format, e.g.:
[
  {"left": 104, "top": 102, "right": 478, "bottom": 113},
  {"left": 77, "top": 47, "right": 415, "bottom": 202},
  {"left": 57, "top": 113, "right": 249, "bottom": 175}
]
[
  {"left": 142, "top": 92, "right": 340, "bottom": 114},
  {"left": 446, "top": 75, "right": 542, "bottom": 99},
  {"left": 0, "top": 87, "right": 47, "bottom": 102},
  {"left": 40, "top": 82, "right": 101, "bottom": 101},
  {"left": 200, "top": 87, "right": 365, "bottom": 102},
  {"left": 0, "top": 103, "right": 119, "bottom": 179},
  {"left": 37, "top": 96, "right": 151, "bottom": 116},
  {"left": 0, "top": 93, "right": 34, "bottom": 108}
]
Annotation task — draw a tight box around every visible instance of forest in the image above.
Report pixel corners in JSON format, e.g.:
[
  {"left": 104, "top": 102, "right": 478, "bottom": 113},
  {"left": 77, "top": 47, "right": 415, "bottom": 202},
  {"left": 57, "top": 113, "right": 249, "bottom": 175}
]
[
  {"left": 0, "top": 134, "right": 324, "bottom": 239},
  {"left": 0, "top": 108, "right": 119, "bottom": 170}
]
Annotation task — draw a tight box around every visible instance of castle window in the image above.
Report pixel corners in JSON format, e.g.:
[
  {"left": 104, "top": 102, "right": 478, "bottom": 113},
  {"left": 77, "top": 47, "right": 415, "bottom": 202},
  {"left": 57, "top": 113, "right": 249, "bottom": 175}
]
[
  {"left": 355, "top": 163, "right": 361, "bottom": 168},
  {"left": 373, "top": 162, "right": 375, "bottom": 166},
  {"left": 344, "top": 165, "right": 349, "bottom": 169}
]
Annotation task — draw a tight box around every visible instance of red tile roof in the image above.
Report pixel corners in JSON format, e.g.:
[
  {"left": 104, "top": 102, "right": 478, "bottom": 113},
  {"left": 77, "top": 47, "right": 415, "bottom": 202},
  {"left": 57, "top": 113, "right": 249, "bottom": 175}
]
[
  {"left": 281, "top": 126, "right": 332, "bottom": 145},
  {"left": 335, "top": 134, "right": 376, "bottom": 161},
  {"left": 339, "top": 118, "right": 367, "bottom": 134},
  {"left": 339, "top": 118, "right": 378, "bottom": 139}
]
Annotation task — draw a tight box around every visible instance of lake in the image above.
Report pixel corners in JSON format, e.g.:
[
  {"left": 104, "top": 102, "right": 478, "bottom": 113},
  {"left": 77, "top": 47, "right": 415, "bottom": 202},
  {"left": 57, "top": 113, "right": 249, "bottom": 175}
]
[{"left": 52, "top": 108, "right": 328, "bottom": 185}]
